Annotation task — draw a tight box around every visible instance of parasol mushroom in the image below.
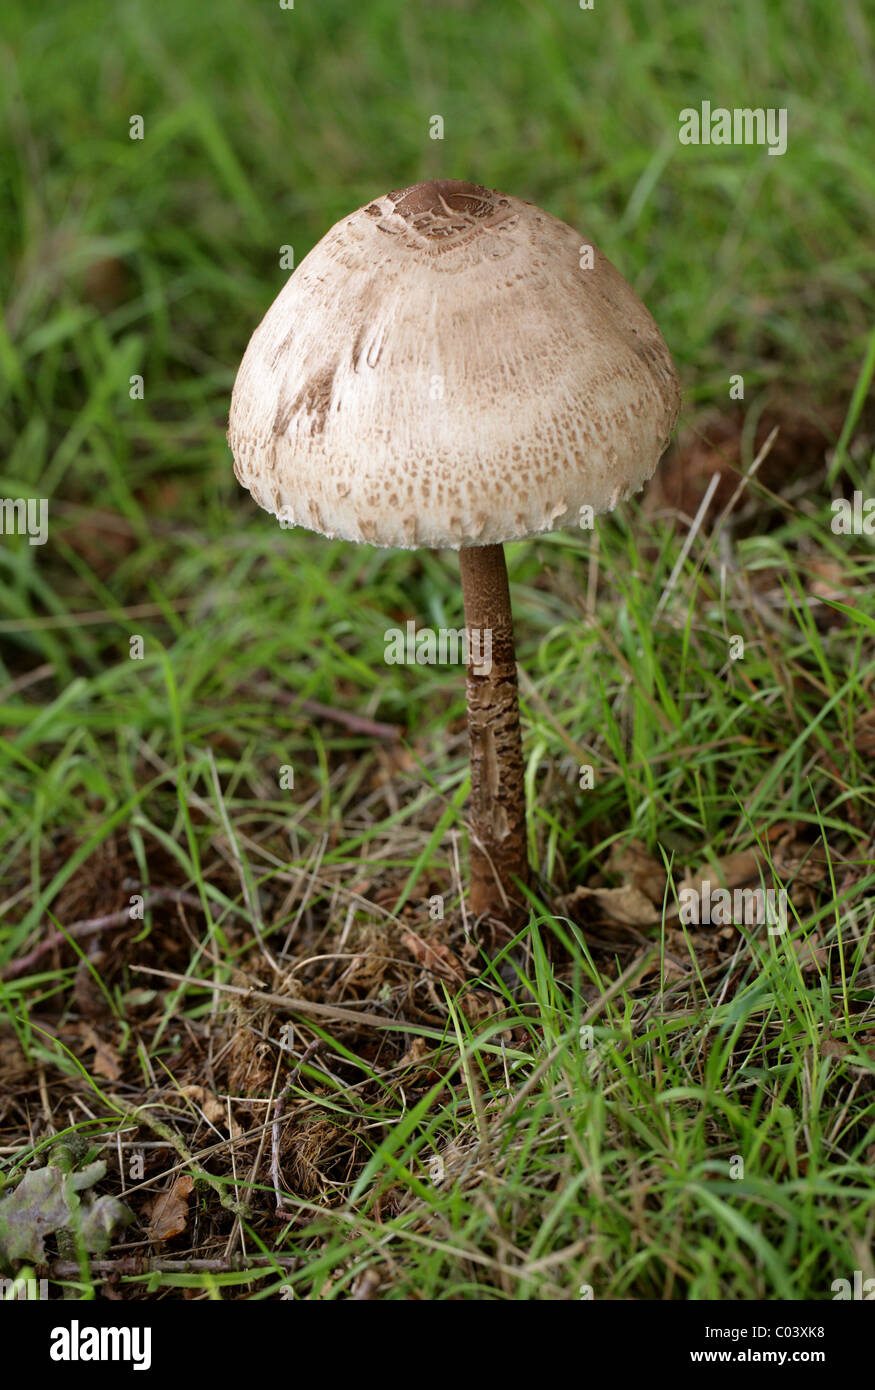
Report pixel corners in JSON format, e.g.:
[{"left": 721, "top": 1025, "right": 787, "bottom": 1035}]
[{"left": 228, "top": 179, "right": 680, "bottom": 937}]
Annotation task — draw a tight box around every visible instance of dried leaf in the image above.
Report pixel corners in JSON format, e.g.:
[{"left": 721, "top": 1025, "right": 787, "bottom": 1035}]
[
  {"left": 682, "top": 849, "right": 763, "bottom": 895},
  {"left": 352, "top": 1268, "right": 382, "bottom": 1299},
  {"left": 93, "top": 1043, "right": 120, "bottom": 1081},
  {"left": 78, "top": 1024, "right": 121, "bottom": 1082},
  {"left": 661, "top": 957, "right": 689, "bottom": 982},
  {"left": 772, "top": 831, "right": 826, "bottom": 888},
  {"left": 808, "top": 558, "right": 855, "bottom": 607},
  {"left": 401, "top": 931, "right": 466, "bottom": 979},
  {"left": 144, "top": 1174, "right": 193, "bottom": 1242},
  {"left": 564, "top": 884, "right": 660, "bottom": 927},
  {"left": 457, "top": 988, "right": 503, "bottom": 1025},
  {"left": 180, "top": 1085, "right": 244, "bottom": 1139},
  {"left": 180, "top": 1085, "right": 226, "bottom": 1127},
  {"left": 606, "top": 838, "right": 667, "bottom": 904},
  {"left": 399, "top": 1036, "right": 431, "bottom": 1068}
]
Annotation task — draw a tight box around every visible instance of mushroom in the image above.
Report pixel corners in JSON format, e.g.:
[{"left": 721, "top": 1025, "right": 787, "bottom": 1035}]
[{"left": 228, "top": 179, "right": 680, "bottom": 937}]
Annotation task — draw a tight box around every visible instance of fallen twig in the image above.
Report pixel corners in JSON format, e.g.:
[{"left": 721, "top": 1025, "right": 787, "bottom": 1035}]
[
  {"left": 248, "top": 680, "right": 402, "bottom": 741},
  {"left": 300, "top": 697, "right": 402, "bottom": 741},
  {"left": 49, "top": 1255, "right": 297, "bottom": 1277},
  {"left": 1, "top": 889, "right": 206, "bottom": 982},
  {"left": 131, "top": 964, "right": 415, "bottom": 1031}
]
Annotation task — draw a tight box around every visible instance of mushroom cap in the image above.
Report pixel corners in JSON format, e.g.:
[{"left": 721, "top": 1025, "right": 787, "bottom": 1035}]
[{"left": 228, "top": 180, "right": 680, "bottom": 550}]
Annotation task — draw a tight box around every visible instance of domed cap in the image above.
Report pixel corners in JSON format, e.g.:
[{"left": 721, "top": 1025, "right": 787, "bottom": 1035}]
[{"left": 228, "top": 179, "right": 680, "bottom": 549}]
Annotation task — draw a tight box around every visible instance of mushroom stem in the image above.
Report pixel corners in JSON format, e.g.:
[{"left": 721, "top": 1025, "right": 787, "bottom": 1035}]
[{"left": 458, "top": 543, "right": 530, "bottom": 931}]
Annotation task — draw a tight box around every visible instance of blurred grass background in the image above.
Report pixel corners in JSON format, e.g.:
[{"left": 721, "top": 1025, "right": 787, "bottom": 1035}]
[{"left": 3, "top": 0, "right": 874, "bottom": 467}]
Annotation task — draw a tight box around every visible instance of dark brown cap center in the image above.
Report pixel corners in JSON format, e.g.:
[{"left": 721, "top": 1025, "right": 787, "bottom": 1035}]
[{"left": 389, "top": 179, "right": 492, "bottom": 218}]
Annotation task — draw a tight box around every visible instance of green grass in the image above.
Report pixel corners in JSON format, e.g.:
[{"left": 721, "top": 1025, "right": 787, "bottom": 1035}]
[{"left": 1, "top": 0, "right": 874, "bottom": 1301}]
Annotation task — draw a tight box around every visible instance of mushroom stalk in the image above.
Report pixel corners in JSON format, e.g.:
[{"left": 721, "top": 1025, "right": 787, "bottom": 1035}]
[{"left": 459, "top": 543, "right": 530, "bottom": 929}]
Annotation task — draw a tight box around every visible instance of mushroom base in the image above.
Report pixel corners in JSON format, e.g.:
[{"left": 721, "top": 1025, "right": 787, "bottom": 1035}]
[{"left": 459, "top": 544, "right": 530, "bottom": 938}]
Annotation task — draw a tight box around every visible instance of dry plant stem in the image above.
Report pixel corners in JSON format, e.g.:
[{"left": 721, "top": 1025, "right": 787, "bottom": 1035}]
[
  {"left": 459, "top": 543, "right": 530, "bottom": 931},
  {"left": 1, "top": 889, "right": 207, "bottom": 981},
  {"left": 50, "top": 1257, "right": 299, "bottom": 1277}
]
